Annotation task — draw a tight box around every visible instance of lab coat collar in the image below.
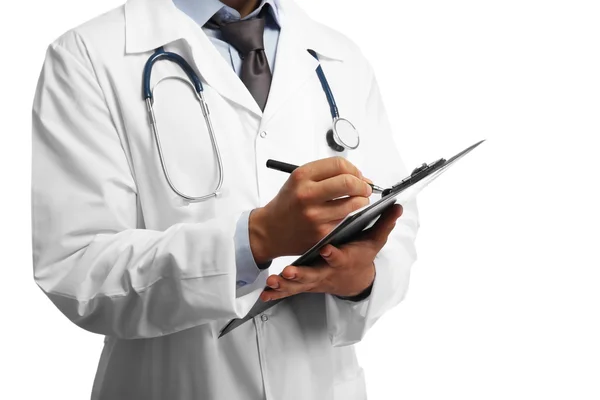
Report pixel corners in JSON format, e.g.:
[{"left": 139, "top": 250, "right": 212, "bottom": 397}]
[
  {"left": 125, "top": 0, "right": 349, "bottom": 118},
  {"left": 259, "top": 0, "right": 351, "bottom": 121},
  {"left": 126, "top": 0, "right": 263, "bottom": 116},
  {"left": 124, "top": 0, "right": 347, "bottom": 61},
  {"left": 276, "top": 0, "right": 348, "bottom": 62},
  {"left": 125, "top": 0, "right": 185, "bottom": 55}
]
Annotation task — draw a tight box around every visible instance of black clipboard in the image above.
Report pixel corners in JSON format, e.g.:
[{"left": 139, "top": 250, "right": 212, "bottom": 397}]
[{"left": 219, "top": 140, "right": 485, "bottom": 337}]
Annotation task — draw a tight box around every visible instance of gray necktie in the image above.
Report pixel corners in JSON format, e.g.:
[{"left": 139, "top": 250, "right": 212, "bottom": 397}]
[{"left": 219, "top": 15, "right": 272, "bottom": 111}]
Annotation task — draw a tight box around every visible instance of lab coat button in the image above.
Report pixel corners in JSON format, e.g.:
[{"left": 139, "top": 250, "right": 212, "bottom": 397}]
[
  {"left": 259, "top": 131, "right": 267, "bottom": 138},
  {"left": 261, "top": 314, "right": 269, "bottom": 322}
]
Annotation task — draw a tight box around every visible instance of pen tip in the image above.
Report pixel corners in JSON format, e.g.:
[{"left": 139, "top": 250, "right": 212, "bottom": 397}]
[{"left": 371, "top": 185, "right": 385, "bottom": 193}]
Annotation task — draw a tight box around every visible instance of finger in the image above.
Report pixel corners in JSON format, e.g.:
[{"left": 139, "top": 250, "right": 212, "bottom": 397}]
[
  {"left": 319, "top": 244, "right": 348, "bottom": 269},
  {"left": 260, "top": 289, "right": 295, "bottom": 302},
  {"left": 362, "top": 176, "right": 374, "bottom": 184},
  {"left": 265, "top": 268, "right": 320, "bottom": 291},
  {"left": 363, "top": 204, "right": 403, "bottom": 247},
  {"left": 296, "top": 157, "right": 362, "bottom": 182},
  {"left": 267, "top": 266, "right": 326, "bottom": 294},
  {"left": 281, "top": 265, "right": 323, "bottom": 284},
  {"left": 275, "top": 276, "right": 315, "bottom": 295},
  {"left": 308, "top": 196, "right": 370, "bottom": 223},
  {"left": 310, "top": 174, "right": 372, "bottom": 202},
  {"left": 262, "top": 271, "right": 317, "bottom": 301}
]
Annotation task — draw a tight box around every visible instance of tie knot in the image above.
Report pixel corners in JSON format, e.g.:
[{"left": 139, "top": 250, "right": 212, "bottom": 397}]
[{"left": 220, "top": 17, "right": 266, "bottom": 56}]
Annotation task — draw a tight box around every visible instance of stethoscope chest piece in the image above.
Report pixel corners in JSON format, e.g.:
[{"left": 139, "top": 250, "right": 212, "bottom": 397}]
[
  {"left": 307, "top": 49, "right": 361, "bottom": 153},
  {"left": 327, "top": 117, "right": 360, "bottom": 152}
]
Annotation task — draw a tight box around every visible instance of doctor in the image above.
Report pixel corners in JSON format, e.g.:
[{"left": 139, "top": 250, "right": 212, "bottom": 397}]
[{"left": 32, "top": 0, "right": 419, "bottom": 399}]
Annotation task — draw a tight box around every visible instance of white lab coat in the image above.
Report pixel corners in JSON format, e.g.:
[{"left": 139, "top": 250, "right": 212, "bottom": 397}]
[{"left": 31, "top": 0, "right": 419, "bottom": 399}]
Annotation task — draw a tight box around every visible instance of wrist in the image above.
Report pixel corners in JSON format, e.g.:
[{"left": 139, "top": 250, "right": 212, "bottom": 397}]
[
  {"left": 338, "top": 263, "right": 375, "bottom": 301},
  {"left": 337, "top": 283, "right": 373, "bottom": 302},
  {"left": 249, "top": 207, "right": 275, "bottom": 264},
  {"left": 338, "top": 261, "right": 375, "bottom": 300}
]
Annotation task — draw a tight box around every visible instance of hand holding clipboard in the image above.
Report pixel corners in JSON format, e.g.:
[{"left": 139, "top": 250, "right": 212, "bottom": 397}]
[{"left": 219, "top": 140, "right": 485, "bottom": 337}]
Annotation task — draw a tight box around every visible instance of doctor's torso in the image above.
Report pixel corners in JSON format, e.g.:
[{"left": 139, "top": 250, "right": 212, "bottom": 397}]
[
  {"left": 32, "top": 0, "right": 407, "bottom": 399},
  {"left": 100, "top": 3, "right": 373, "bottom": 231}
]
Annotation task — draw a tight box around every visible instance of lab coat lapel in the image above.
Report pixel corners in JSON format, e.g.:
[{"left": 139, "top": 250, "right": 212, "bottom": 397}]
[
  {"left": 261, "top": 21, "right": 319, "bottom": 125},
  {"left": 183, "top": 25, "right": 263, "bottom": 118},
  {"left": 261, "top": 0, "right": 346, "bottom": 126},
  {"left": 125, "top": 0, "right": 347, "bottom": 122},
  {"left": 125, "top": 0, "right": 262, "bottom": 118}
]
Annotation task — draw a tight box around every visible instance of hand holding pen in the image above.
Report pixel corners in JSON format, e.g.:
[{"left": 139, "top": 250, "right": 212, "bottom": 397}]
[
  {"left": 248, "top": 157, "right": 402, "bottom": 302},
  {"left": 266, "top": 159, "right": 385, "bottom": 194},
  {"left": 248, "top": 157, "right": 395, "bottom": 265}
]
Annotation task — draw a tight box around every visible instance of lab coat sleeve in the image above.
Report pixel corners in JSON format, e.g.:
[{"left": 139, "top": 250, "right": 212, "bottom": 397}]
[
  {"left": 325, "top": 69, "right": 420, "bottom": 346},
  {"left": 32, "top": 41, "right": 265, "bottom": 339},
  {"left": 234, "top": 210, "right": 270, "bottom": 287}
]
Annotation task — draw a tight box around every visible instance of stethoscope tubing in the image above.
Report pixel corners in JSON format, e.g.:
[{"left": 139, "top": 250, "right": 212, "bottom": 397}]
[
  {"left": 144, "top": 47, "right": 204, "bottom": 100},
  {"left": 307, "top": 49, "right": 339, "bottom": 119},
  {"left": 143, "top": 47, "right": 356, "bottom": 203},
  {"left": 144, "top": 48, "right": 224, "bottom": 203}
]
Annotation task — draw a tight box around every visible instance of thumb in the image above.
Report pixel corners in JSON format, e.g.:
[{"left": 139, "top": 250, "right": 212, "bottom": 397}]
[
  {"left": 364, "top": 204, "right": 403, "bottom": 247},
  {"left": 320, "top": 244, "right": 346, "bottom": 268}
]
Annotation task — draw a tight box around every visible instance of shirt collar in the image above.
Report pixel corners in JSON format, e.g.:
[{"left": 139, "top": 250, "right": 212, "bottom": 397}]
[
  {"left": 172, "top": 0, "right": 280, "bottom": 27},
  {"left": 125, "top": 0, "right": 345, "bottom": 61}
]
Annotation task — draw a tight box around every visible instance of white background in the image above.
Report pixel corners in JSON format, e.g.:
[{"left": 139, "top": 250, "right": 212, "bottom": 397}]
[{"left": 1, "top": 0, "right": 599, "bottom": 399}]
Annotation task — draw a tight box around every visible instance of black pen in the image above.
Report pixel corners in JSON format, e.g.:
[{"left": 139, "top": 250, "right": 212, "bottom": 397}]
[{"left": 266, "top": 159, "right": 385, "bottom": 194}]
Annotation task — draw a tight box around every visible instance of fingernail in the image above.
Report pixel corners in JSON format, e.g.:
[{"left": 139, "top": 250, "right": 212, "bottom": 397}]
[
  {"left": 320, "top": 248, "right": 331, "bottom": 258},
  {"left": 269, "top": 282, "right": 279, "bottom": 289},
  {"left": 283, "top": 271, "right": 295, "bottom": 279}
]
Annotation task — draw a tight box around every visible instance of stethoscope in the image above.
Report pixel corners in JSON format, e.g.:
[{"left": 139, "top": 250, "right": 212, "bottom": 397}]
[{"left": 143, "top": 47, "right": 361, "bottom": 203}]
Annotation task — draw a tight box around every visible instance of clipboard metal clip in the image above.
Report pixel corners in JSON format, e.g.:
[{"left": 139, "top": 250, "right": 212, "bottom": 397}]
[
  {"left": 382, "top": 158, "right": 446, "bottom": 197},
  {"left": 410, "top": 158, "right": 446, "bottom": 179}
]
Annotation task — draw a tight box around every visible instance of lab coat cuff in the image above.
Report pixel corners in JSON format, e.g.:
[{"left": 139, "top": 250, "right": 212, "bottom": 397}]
[
  {"left": 234, "top": 210, "right": 271, "bottom": 288},
  {"left": 334, "top": 282, "right": 373, "bottom": 303}
]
